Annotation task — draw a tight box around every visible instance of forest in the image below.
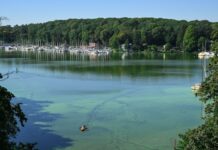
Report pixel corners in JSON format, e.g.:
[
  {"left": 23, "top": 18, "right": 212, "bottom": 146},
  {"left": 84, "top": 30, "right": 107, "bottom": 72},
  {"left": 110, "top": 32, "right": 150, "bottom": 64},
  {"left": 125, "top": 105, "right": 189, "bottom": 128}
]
[{"left": 0, "top": 17, "right": 218, "bottom": 52}]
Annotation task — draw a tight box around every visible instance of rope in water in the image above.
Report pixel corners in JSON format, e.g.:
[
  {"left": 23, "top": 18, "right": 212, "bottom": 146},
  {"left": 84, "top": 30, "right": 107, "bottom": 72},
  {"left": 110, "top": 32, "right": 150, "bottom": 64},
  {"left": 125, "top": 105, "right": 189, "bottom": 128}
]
[
  {"left": 0, "top": 69, "right": 18, "bottom": 81},
  {"left": 17, "top": 70, "right": 75, "bottom": 80},
  {"left": 84, "top": 88, "right": 140, "bottom": 126}
]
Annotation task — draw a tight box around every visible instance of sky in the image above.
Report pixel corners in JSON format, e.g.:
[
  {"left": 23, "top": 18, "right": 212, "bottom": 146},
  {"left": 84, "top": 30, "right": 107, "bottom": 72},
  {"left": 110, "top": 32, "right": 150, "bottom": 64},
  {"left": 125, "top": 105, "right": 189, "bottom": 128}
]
[{"left": 0, "top": 0, "right": 218, "bottom": 26}]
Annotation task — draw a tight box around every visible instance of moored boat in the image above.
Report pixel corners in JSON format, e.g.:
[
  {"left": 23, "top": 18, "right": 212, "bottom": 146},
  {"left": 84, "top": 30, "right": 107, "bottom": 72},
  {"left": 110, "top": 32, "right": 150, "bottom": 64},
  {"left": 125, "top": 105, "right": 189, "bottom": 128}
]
[
  {"left": 191, "top": 83, "right": 201, "bottom": 92},
  {"left": 198, "top": 51, "right": 215, "bottom": 59}
]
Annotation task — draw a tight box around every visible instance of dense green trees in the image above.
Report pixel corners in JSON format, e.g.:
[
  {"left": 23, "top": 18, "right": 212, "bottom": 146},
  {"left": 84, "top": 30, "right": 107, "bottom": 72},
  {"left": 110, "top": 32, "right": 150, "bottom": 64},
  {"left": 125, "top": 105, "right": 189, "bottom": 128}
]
[
  {"left": 183, "top": 25, "right": 198, "bottom": 52},
  {"left": 0, "top": 18, "right": 217, "bottom": 52}
]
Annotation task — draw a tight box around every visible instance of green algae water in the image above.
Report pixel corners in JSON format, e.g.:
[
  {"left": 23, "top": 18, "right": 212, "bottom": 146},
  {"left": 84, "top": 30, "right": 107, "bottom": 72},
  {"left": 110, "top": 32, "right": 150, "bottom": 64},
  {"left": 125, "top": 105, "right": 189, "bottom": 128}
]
[{"left": 0, "top": 52, "right": 202, "bottom": 150}]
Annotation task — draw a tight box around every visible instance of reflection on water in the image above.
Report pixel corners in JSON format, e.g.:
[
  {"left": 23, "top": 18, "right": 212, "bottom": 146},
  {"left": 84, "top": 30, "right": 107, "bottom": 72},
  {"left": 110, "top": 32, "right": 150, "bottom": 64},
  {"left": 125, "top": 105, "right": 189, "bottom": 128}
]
[
  {"left": 0, "top": 51, "right": 200, "bottom": 79},
  {"left": 0, "top": 51, "right": 202, "bottom": 150}
]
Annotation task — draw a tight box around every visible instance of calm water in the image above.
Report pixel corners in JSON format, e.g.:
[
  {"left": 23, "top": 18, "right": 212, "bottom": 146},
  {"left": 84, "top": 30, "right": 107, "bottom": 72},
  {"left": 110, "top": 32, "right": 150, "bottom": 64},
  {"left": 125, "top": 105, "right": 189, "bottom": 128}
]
[{"left": 0, "top": 52, "right": 202, "bottom": 150}]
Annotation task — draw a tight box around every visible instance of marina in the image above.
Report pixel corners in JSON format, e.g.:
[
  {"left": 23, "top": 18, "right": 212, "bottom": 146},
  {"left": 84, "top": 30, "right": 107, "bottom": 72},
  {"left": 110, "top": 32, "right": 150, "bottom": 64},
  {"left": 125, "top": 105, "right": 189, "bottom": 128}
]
[{"left": 1, "top": 44, "right": 112, "bottom": 56}]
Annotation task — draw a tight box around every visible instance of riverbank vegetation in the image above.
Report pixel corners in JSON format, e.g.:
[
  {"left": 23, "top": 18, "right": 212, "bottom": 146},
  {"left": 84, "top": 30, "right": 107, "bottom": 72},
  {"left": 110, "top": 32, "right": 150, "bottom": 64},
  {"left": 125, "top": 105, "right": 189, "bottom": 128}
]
[
  {"left": 0, "top": 18, "right": 218, "bottom": 52},
  {"left": 177, "top": 41, "right": 218, "bottom": 149}
]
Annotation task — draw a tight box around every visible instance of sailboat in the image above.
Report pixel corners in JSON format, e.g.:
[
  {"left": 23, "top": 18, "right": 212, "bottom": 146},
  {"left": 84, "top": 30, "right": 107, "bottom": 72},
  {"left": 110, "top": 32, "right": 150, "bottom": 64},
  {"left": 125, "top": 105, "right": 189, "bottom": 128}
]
[
  {"left": 191, "top": 55, "right": 207, "bottom": 92},
  {"left": 198, "top": 41, "right": 215, "bottom": 59},
  {"left": 191, "top": 83, "right": 201, "bottom": 91},
  {"left": 198, "top": 51, "right": 214, "bottom": 59},
  {"left": 192, "top": 41, "right": 214, "bottom": 91}
]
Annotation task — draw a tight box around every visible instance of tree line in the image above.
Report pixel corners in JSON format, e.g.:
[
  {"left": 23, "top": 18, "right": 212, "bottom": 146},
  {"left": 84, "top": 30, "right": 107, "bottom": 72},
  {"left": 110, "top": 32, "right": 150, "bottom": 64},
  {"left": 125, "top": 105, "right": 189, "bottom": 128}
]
[{"left": 0, "top": 17, "right": 218, "bottom": 52}]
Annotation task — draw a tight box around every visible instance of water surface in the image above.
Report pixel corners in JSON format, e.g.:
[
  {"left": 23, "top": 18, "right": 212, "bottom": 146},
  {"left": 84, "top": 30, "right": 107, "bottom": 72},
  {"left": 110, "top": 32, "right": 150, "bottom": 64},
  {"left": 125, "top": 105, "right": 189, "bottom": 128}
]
[{"left": 0, "top": 52, "right": 202, "bottom": 150}]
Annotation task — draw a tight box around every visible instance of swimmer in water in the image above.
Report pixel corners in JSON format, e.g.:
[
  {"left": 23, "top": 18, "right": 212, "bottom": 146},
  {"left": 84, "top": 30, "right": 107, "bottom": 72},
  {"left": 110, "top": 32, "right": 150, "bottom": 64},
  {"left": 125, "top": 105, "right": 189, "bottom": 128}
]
[{"left": 80, "top": 125, "right": 88, "bottom": 132}]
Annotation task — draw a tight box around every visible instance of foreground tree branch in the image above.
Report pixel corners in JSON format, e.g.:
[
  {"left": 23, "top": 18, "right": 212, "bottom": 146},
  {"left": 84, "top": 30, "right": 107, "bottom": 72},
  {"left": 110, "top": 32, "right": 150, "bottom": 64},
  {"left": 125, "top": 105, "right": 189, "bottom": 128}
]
[{"left": 0, "top": 86, "right": 37, "bottom": 150}]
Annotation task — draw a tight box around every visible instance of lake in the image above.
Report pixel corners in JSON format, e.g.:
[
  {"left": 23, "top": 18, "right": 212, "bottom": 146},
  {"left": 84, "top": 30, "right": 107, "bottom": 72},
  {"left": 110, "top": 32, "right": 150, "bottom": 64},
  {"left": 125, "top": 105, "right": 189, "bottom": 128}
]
[{"left": 0, "top": 51, "right": 203, "bottom": 150}]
